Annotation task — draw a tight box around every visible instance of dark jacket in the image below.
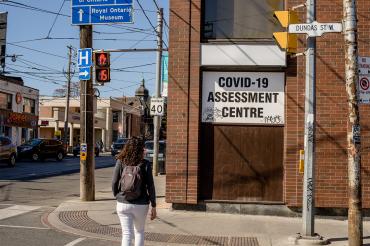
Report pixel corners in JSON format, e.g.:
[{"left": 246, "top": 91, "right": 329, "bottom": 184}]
[{"left": 112, "top": 159, "right": 156, "bottom": 208}]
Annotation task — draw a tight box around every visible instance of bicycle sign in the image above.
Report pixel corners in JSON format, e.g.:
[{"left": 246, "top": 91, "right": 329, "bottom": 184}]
[{"left": 150, "top": 97, "right": 164, "bottom": 116}]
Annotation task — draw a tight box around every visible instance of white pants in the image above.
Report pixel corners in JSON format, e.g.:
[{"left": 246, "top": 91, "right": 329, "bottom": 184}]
[{"left": 116, "top": 202, "right": 149, "bottom": 246}]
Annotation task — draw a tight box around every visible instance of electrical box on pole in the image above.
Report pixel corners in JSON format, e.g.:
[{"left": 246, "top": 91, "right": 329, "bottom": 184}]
[
  {"left": 94, "top": 51, "right": 111, "bottom": 84},
  {"left": 273, "top": 10, "right": 299, "bottom": 54}
]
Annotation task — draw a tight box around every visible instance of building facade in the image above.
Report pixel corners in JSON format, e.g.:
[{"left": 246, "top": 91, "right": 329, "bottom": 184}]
[
  {"left": 166, "top": 0, "right": 370, "bottom": 213},
  {"left": 38, "top": 97, "right": 141, "bottom": 150},
  {"left": 0, "top": 75, "right": 39, "bottom": 146}
]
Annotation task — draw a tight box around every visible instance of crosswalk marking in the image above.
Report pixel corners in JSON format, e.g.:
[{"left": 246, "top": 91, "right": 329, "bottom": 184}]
[
  {"left": 0, "top": 205, "right": 41, "bottom": 220},
  {"left": 64, "top": 238, "right": 86, "bottom": 246},
  {"left": 0, "top": 224, "right": 49, "bottom": 230}
]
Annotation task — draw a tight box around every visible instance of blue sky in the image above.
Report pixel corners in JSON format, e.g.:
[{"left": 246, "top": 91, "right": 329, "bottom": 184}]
[{"left": 0, "top": 0, "right": 169, "bottom": 98}]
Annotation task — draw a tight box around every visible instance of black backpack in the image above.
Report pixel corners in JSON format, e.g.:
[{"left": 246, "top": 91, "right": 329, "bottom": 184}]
[{"left": 119, "top": 162, "right": 144, "bottom": 201}]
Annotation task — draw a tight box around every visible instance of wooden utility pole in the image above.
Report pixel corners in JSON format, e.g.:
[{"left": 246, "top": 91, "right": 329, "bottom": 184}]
[
  {"left": 63, "top": 45, "right": 73, "bottom": 147},
  {"left": 80, "top": 25, "right": 95, "bottom": 201},
  {"left": 343, "top": 0, "right": 362, "bottom": 245}
]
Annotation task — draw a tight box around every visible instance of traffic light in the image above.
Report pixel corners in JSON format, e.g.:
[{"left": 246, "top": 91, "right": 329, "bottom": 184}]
[
  {"left": 94, "top": 52, "right": 110, "bottom": 83},
  {"left": 273, "top": 10, "right": 299, "bottom": 54}
]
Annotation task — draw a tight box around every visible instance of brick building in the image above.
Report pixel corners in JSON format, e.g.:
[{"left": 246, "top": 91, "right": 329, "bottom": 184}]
[{"left": 166, "top": 0, "right": 370, "bottom": 214}]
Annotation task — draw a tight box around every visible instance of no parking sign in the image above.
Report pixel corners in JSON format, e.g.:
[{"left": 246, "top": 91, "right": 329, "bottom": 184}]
[{"left": 358, "top": 75, "right": 370, "bottom": 104}]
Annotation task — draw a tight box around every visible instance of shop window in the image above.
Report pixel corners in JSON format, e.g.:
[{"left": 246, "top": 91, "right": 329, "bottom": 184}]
[
  {"left": 112, "top": 130, "right": 118, "bottom": 142},
  {"left": 112, "top": 111, "right": 119, "bottom": 123},
  {"left": 203, "top": 0, "right": 283, "bottom": 41},
  {"left": 0, "top": 126, "right": 11, "bottom": 137},
  {"left": 23, "top": 98, "right": 36, "bottom": 114},
  {"left": 0, "top": 92, "right": 12, "bottom": 110}
]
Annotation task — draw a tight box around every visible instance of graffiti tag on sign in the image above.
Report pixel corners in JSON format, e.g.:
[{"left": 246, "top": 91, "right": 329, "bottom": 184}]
[
  {"left": 264, "top": 115, "right": 283, "bottom": 124},
  {"left": 353, "top": 124, "right": 361, "bottom": 145}
]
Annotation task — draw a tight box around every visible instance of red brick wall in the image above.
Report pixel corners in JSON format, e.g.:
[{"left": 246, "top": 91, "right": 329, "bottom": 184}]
[
  {"left": 285, "top": 0, "right": 370, "bottom": 208},
  {"left": 168, "top": 0, "right": 370, "bottom": 208},
  {"left": 166, "top": 0, "right": 201, "bottom": 204}
]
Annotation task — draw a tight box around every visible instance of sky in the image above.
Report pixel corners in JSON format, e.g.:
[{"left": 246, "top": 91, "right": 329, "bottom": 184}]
[{"left": 0, "top": 0, "right": 169, "bottom": 98}]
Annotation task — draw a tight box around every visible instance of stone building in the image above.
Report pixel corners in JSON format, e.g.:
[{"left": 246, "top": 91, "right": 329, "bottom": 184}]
[{"left": 38, "top": 97, "right": 141, "bottom": 150}]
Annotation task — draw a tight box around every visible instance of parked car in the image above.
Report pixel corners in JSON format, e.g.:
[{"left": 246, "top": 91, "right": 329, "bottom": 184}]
[
  {"left": 17, "top": 138, "right": 66, "bottom": 161},
  {"left": 73, "top": 144, "right": 100, "bottom": 157},
  {"left": 0, "top": 136, "right": 17, "bottom": 167},
  {"left": 144, "top": 140, "right": 166, "bottom": 174},
  {"left": 111, "top": 138, "right": 129, "bottom": 156}
]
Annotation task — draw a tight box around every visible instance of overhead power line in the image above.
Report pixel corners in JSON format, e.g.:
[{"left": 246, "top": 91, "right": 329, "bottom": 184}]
[
  {"left": 46, "top": 0, "right": 66, "bottom": 38},
  {"left": 7, "top": 43, "right": 69, "bottom": 60},
  {"left": 0, "top": 1, "right": 70, "bottom": 17},
  {"left": 11, "top": 37, "right": 157, "bottom": 44},
  {"left": 16, "top": 57, "right": 63, "bottom": 73}
]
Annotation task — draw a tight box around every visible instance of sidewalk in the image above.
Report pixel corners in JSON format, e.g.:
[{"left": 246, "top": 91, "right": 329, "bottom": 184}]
[{"left": 45, "top": 176, "right": 370, "bottom": 246}]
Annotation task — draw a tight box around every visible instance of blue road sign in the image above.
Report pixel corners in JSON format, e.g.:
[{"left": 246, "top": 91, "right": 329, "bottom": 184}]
[
  {"left": 77, "top": 48, "right": 92, "bottom": 67},
  {"left": 71, "top": 0, "right": 133, "bottom": 25},
  {"left": 72, "top": 0, "right": 133, "bottom": 6},
  {"left": 79, "top": 67, "right": 91, "bottom": 80},
  {"left": 72, "top": 6, "right": 90, "bottom": 25}
]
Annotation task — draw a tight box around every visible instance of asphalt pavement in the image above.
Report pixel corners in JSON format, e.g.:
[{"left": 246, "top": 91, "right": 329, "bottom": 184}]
[{"left": 0, "top": 153, "right": 116, "bottom": 181}]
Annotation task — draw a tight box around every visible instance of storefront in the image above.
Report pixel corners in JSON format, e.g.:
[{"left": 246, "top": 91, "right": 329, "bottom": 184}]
[
  {"left": 0, "top": 75, "right": 39, "bottom": 145},
  {"left": 0, "top": 108, "right": 38, "bottom": 143},
  {"left": 166, "top": 0, "right": 370, "bottom": 214}
]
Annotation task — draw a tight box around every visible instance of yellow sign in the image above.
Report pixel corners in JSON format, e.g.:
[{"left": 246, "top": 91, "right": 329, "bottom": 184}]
[
  {"left": 55, "top": 130, "right": 61, "bottom": 137},
  {"left": 299, "top": 150, "right": 304, "bottom": 174},
  {"left": 80, "top": 143, "right": 87, "bottom": 161}
]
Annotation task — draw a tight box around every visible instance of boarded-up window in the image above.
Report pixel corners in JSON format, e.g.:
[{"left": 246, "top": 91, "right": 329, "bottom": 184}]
[{"left": 203, "top": 0, "right": 284, "bottom": 40}]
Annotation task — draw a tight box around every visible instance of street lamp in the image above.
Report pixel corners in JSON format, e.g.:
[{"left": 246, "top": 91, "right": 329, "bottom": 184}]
[{"left": 135, "top": 79, "right": 149, "bottom": 139}]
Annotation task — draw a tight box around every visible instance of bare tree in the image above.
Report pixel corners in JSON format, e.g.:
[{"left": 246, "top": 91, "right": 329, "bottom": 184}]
[
  {"left": 53, "top": 81, "right": 80, "bottom": 98},
  {"left": 343, "top": 0, "right": 362, "bottom": 245}
]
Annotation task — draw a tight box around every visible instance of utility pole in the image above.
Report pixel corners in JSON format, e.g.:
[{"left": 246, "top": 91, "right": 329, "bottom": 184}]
[
  {"left": 343, "top": 0, "right": 362, "bottom": 245},
  {"left": 152, "top": 8, "right": 163, "bottom": 177},
  {"left": 302, "top": 0, "right": 316, "bottom": 238},
  {"left": 80, "top": 25, "right": 95, "bottom": 201},
  {"left": 63, "top": 45, "right": 73, "bottom": 148}
]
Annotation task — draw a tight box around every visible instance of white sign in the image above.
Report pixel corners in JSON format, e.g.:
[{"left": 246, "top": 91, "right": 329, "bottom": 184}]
[
  {"left": 358, "top": 75, "right": 370, "bottom": 104},
  {"left": 358, "top": 56, "right": 370, "bottom": 75},
  {"left": 202, "top": 72, "right": 285, "bottom": 125},
  {"left": 150, "top": 97, "right": 164, "bottom": 116},
  {"left": 288, "top": 21, "right": 342, "bottom": 37},
  {"left": 77, "top": 48, "right": 92, "bottom": 67}
]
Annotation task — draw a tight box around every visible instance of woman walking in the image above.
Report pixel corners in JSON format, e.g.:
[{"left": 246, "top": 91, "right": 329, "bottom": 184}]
[{"left": 112, "top": 137, "right": 156, "bottom": 246}]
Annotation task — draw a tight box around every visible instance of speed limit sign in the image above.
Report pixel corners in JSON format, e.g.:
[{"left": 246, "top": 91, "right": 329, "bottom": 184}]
[{"left": 150, "top": 97, "right": 165, "bottom": 116}]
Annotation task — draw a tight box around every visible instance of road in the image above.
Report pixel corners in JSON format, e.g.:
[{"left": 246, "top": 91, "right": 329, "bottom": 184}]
[{"left": 0, "top": 154, "right": 120, "bottom": 246}]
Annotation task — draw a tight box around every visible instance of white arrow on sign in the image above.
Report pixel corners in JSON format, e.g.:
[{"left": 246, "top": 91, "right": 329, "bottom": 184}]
[
  {"left": 79, "top": 70, "right": 88, "bottom": 77},
  {"left": 78, "top": 9, "right": 84, "bottom": 22},
  {"left": 289, "top": 21, "right": 342, "bottom": 37}
]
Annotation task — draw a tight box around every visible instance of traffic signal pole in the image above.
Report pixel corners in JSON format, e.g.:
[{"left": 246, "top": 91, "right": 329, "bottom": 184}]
[
  {"left": 153, "top": 8, "right": 163, "bottom": 177},
  {"left": 302, "top": 0, "right": 316, "bottom": 237},
  {"left": 80, "top": 25, "right": 95, "bottom": 201}
]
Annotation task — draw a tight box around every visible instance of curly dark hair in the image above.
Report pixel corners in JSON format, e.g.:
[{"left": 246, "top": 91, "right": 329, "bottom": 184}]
[{"left": 116, "top": 137, "right": 144, "bottom": 166}]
